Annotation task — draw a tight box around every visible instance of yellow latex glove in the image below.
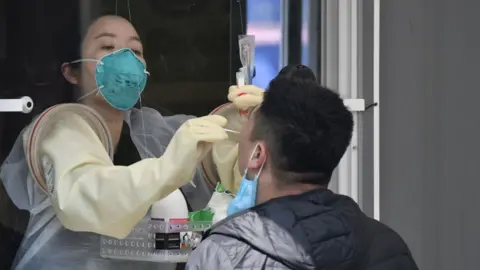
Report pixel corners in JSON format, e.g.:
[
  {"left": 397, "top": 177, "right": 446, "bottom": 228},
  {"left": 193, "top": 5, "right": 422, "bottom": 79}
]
[
  {"left": 212, "top": 142, "right": 242, "bottom": 193},
  {"left": 227, "top": 85, "right": 265, "bottom": 110},
  {"left": 201, "top": 103, "right": 245, "bottom": 194},
  {"left": 26, "top": 108, "right": 227, "bottom": 239}
]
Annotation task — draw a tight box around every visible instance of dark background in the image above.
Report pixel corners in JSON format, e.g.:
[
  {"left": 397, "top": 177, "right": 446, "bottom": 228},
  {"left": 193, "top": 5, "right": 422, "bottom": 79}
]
[{"left": 0, "top": 0, "right": 245, "bottom": 268}]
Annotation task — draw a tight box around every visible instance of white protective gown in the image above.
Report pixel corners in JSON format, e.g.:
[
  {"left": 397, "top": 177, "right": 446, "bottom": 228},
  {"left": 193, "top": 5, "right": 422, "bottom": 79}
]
[{"left": 0, "top": 107, "right": 216, "bottom": 270}]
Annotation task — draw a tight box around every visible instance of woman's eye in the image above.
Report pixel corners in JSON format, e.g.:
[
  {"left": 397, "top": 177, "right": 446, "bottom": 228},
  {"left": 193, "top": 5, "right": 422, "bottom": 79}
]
[
  {"left": 101, "top": 45, "right": 115, "bottom": 51},
  {"left": 132, "top": 49, "right": 143, "bottom": 56}
]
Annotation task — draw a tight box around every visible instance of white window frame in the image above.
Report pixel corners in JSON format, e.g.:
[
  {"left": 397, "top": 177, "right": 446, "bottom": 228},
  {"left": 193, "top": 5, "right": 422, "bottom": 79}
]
[{"left": 320, "top": 0, "right": 380, "bottom": 220}]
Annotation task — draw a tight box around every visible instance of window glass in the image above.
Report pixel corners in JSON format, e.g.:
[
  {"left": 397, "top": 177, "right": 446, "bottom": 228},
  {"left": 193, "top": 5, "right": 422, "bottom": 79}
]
[
  {"left": 301, "top": 0, "right": 310, "bottom": 65},
  {"left": 0, "top": 0, "right": 242, "bottom": 268},
  {"left": 246, "top": 0, "right": 282, "bottom": 89}
]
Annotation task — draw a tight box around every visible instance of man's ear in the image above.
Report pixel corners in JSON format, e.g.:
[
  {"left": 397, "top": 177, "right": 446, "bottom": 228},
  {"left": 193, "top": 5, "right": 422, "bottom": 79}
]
[
  {"left": 61, "top": 62, "right": 79, "bottom": 85},
  {"left": 247, "top": 142, "right": 267, "bottom": 170}
]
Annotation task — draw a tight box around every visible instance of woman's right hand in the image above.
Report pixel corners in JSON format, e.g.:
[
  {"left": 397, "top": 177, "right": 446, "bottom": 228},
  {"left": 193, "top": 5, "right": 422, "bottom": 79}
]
[{"left": 169, "top": 115, "right": 228, "bottom": 161}]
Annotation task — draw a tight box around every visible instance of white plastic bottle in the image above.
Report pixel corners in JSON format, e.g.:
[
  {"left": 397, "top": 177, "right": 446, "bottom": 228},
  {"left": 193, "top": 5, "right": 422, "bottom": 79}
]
[{"left": 151, "top": 189, "right": 189, "bottom": 221}]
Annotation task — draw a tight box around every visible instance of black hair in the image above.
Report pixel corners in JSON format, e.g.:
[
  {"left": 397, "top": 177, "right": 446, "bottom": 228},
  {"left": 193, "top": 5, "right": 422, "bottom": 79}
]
[
  {"left": 58, "top": 13, "right": 122, "bottom": 68},
  {"left": 56, "top": 12, "right": 83, "bottom": 104},
  {"left": 56, "top": 13, "right": 128, "bottom": 103},
  {"left": 251, "top": 77, "right": 353, "bottom": 186},
  {"left": 277, "top": 64, "right": 317, "bottom": 82}
]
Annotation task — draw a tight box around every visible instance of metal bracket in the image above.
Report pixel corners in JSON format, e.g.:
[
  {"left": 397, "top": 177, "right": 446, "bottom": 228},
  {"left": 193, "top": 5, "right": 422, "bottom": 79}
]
[{"left": 343, "top": 98, "right": 365, "bottom": 112}]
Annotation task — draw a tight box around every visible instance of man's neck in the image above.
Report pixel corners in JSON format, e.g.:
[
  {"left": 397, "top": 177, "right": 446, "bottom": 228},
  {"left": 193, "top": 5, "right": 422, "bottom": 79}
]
[
  {"left": 274, "top": 184, "right": 322, "bottom": 198},
  {"left": 258, "top": 174, "right": 324, "bottom": 204}
]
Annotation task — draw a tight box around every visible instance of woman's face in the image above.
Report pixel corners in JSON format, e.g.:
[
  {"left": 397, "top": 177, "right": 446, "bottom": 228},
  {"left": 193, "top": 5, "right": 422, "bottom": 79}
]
[{"left": 65, "top": 15, "right": 145, "bottom": 105}]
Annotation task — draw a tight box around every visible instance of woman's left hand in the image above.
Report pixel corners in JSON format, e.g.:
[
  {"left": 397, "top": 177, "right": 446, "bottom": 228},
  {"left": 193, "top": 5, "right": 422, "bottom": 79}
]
[{"left": 227, "top": 85, "right": 265, "bottom": 110}]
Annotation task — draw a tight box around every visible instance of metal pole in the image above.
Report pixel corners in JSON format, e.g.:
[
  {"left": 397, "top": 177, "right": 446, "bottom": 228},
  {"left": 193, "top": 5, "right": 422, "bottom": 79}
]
[{"left": 373, "top": 0, "right": 381, "bottom": 221}]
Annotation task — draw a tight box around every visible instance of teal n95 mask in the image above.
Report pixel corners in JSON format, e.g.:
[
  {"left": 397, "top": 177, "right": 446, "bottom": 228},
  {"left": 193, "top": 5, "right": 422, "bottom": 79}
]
[{"left": 72, "top": 48, "right": 149, "bottom": 110}]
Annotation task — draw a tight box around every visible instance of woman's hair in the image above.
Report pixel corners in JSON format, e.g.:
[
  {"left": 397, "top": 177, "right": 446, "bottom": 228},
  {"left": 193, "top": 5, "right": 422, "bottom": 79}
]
[
  {"left": 56, "top": 10, "right": 85, "bottom": 104},
  {"left": 57, "top": 13, "right": 117, "bottom": 103}
]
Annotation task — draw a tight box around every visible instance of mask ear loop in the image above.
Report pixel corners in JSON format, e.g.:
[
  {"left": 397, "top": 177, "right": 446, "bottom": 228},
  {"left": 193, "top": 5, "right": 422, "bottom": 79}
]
[
  {"left": 68, "top": 59, "right": 105, "bottom": 102},
  {"left": 243, "top": 143, "right": 266, "bottom": 181},
  {"left": 254, "top": 159, "right": 266, "bottom": 181},
  {"left": 70, "top": 59, "right": 104, "bottom": 65},
  {"left": 76, "top": 85, "right": 104, "bottom": 102}
]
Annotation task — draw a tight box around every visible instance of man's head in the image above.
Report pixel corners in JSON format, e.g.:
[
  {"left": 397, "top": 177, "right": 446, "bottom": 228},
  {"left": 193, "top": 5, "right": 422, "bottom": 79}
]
[
  {"left": 277, "top": 64, "right": 317, "bottom": 81},
  {"left": 237, "top": 77, "right": 353, "bottom": 204}
]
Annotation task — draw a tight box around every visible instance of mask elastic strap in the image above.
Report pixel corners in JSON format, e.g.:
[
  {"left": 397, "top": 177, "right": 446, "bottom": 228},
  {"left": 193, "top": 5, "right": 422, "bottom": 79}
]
[
  {"left": 243, "top": 143, "right": 266, "bottom": 180},
  {"left": 70, "top": 59, "right": 104, "bottom": 65},
  {"left": 255, "top": 160, "right": 266, "bottom": 181},
  {"left": 115, "top": 0, "right": 132, "bottom": 22},
  {"left": 76, "top": 85, "right": 104, "bottom": 102}
]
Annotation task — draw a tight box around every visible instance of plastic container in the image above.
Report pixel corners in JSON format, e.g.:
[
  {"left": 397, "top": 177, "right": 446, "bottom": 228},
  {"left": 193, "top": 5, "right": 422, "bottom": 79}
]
[
  {"left": 99, "top": 218, "right": 212, "bottom": 262},
  {"left": 100, "top": 189, "right": 211, "bottom": 262}
]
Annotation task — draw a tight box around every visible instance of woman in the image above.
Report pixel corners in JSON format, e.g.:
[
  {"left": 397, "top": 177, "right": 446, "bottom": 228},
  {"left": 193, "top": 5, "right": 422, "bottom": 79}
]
[{"left": 0, "top": 15, "right": 263, "bottom": 270}]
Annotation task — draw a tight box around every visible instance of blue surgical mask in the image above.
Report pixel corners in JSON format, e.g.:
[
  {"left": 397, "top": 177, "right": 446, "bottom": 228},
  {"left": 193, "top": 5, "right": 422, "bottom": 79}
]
[
  {"left": 227, "top": 144, "right": 265, "bottom": 216},
  {"left": 72, "top": 48, "right": 149, "bottom": 110}
]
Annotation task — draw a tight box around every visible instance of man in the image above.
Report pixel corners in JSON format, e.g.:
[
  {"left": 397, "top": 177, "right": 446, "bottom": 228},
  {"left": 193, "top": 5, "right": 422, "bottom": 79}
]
[{"left": 186, "top": 74, "right": 418, "bottom": 269}]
